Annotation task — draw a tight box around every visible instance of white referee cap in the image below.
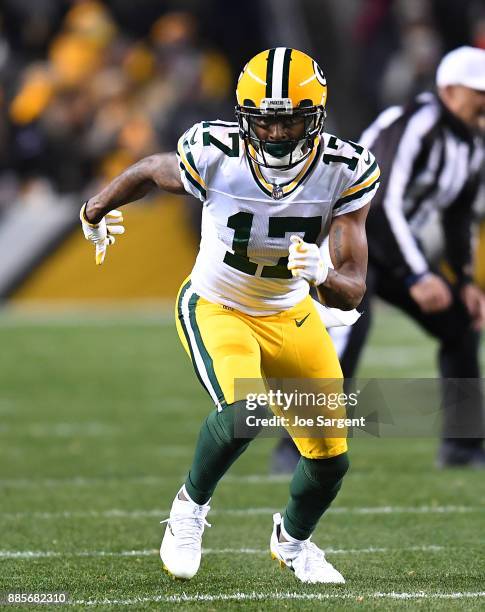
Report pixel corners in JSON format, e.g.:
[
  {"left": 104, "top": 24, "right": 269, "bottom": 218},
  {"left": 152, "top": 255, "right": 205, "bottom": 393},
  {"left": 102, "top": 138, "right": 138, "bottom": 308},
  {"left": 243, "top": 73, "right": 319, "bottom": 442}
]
[{"left": 436, "top": 46, "right": 485, "bottom": 90}]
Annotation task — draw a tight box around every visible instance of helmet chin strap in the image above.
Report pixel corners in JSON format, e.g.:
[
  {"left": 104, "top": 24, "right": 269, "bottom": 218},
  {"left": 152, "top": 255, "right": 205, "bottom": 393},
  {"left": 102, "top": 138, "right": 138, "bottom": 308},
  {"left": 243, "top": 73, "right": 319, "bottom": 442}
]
[
  {"left": 256, "top": 140, "right": 307, "bottom": 168},
  {"left": 264, "top": 141, "right": 295, "bottom": 159}
]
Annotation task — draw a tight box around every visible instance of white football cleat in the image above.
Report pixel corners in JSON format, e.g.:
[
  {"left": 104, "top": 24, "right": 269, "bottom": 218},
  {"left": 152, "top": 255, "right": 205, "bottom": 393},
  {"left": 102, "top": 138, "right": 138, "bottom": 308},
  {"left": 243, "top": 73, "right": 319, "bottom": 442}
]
[
  {"left": 270, "top": 513, "right": 345, "bottom": 584},
  {"left": 160, "top": 485, "right": 211, "bottom": 579}
]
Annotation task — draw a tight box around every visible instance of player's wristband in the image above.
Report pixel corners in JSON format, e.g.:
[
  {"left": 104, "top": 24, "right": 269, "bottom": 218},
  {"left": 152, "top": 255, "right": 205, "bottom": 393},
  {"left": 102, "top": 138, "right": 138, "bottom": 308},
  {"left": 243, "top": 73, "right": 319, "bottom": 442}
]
[
  {"left": 312, "top": 260, "right": 329, "bottom": 287},
  {"left": 80, "top": 202, "right": 99, "bottom": 228}
]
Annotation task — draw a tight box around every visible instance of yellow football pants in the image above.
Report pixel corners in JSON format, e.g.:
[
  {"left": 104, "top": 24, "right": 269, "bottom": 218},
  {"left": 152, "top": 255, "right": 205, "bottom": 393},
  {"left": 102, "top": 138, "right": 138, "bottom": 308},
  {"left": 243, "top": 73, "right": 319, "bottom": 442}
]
[{"left": 175, "top": 277, "right": 347, "bottom": 459}]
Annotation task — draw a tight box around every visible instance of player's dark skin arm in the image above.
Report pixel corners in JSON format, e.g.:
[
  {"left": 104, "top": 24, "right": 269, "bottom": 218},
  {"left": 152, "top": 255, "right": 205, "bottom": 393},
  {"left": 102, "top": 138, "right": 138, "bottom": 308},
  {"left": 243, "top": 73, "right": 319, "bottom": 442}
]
[
  {"left": 317, "top": 203, "right": 370, "bottom": 310},
  {"left": 84, "top": 153, "right": 185, "bottom": 224}
]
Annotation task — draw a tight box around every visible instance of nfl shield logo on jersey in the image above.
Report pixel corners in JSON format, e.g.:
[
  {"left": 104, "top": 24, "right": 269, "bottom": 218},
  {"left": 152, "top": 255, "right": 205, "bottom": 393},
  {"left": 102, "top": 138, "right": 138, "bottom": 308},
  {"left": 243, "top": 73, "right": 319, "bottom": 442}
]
[{"left": 271, "top": 184, "right": 284, "bottom": 200}]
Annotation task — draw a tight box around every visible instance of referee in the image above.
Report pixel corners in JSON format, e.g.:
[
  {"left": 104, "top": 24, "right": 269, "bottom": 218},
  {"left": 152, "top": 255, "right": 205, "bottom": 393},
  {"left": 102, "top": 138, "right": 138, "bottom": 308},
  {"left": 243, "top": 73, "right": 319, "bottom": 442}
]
[{"left": 332, "top": 46, "right": 485, "bottom": 467}]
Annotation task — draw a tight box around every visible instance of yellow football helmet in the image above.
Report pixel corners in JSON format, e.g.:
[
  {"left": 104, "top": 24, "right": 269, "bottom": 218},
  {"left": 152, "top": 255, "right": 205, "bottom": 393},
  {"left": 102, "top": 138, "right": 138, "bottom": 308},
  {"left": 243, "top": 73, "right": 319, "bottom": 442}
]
[{"left": 235, "top": 47, "right": 327, "bottom": 169}]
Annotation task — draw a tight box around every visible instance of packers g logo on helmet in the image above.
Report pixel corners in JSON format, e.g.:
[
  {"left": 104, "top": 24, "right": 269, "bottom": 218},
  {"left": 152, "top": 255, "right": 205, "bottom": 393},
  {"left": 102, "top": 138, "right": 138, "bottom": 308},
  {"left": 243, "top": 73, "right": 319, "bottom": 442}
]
[{"left": 235, "top": 48, "right": 327, "bottom": 169}]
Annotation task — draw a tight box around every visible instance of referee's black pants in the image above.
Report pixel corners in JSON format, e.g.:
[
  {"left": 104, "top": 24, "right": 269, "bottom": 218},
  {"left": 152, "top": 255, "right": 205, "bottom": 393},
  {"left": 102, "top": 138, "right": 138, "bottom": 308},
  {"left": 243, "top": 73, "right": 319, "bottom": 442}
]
[{"left": 335, "top": 263, "right": 484, "bottom": 448}]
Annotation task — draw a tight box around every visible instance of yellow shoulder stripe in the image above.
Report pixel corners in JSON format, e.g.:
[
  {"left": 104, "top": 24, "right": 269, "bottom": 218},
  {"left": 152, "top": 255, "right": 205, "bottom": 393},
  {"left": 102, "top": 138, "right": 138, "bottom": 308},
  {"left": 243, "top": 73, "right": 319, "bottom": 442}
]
[
  {"left": 177, "top": 139, "right": 207, "bottom": 189},
  {"left": 340, "top": 167, "right": 381, "bottom": 198}
]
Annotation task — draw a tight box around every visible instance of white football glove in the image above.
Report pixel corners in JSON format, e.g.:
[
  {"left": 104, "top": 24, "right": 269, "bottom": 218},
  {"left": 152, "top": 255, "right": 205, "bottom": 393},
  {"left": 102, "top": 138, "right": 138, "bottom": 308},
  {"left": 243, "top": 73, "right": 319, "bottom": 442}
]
[
  {"left": 80, "top": 203, "right": 125, "bottom": 265},
  {"left": 287, "top": 235, "right": 328, "bottom": 286}
]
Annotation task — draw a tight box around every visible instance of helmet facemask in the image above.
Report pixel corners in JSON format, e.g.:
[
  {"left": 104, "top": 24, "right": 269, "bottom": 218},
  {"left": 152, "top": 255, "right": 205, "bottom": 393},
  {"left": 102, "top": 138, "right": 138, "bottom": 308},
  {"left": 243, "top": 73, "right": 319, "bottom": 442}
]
[{"left": 236, "top": 100, "right": 326, "bottom": 170}]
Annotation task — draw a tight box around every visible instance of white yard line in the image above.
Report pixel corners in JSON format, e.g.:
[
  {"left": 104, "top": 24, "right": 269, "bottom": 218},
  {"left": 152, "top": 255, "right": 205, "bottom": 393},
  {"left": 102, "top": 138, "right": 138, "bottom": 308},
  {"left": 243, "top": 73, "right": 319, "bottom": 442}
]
[
  {"left": 203, "top": 545, "right": 446, "bottom": 555},
  {"left": 0, "top": 506, "right": 480, "bottom": 520},
  {"left": 0, "top": 422, "right": 119, "bottom": 437},
  {"left": 69, "top": 591, "right": 485, "bottom": 606},
  {"left": 0, "top": 474, "right": 291, "bottom": 488},
  {"left": 1, "top": 471, "right": 483, "bottom": 489},
  {"left": 331, "top": 505, "right": 481, "bottom": 515},
  {"left": 0, "top": 545, "right": 446, "bottom": 559}
]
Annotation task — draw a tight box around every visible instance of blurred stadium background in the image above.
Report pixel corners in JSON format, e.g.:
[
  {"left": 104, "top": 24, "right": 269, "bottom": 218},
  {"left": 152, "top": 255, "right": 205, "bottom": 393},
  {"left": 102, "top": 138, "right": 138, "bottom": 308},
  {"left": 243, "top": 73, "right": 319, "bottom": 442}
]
[
  {"left": 1, "top": 0, "right": 485, "bottom": 607},
  {"left": 0, "top": 0, "right": 484, "bottom": 304}
]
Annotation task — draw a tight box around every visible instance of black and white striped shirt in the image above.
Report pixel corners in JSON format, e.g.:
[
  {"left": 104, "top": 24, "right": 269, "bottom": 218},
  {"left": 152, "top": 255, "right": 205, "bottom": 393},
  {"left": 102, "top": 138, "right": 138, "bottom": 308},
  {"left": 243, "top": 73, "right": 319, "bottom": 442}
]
[{"left": 361, "top": 92, "right": 483, "bottom": 285}]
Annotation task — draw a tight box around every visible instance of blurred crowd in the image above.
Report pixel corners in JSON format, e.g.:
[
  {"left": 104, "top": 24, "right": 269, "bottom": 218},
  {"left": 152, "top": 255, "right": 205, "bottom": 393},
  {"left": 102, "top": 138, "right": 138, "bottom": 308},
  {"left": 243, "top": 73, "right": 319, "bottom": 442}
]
[
  {"left": 0, "top": 0, "right": 239, "bottom": 214},
  {"left": 0, "top": 0, "right": 483, "bottom": 215}
]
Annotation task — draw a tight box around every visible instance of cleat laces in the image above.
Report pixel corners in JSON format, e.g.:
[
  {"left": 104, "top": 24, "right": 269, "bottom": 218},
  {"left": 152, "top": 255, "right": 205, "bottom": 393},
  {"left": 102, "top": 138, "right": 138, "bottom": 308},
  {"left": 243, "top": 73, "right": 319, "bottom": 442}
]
[{"left": 160, "top": 511, "right": 211, "bottom": 551}]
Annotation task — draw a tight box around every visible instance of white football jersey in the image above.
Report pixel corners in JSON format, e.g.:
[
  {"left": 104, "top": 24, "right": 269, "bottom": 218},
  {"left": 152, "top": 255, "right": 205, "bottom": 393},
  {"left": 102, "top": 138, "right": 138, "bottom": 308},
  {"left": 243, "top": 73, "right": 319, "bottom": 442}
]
[{"left": 177, "top": 120, "right": 380, "bottom": 315}]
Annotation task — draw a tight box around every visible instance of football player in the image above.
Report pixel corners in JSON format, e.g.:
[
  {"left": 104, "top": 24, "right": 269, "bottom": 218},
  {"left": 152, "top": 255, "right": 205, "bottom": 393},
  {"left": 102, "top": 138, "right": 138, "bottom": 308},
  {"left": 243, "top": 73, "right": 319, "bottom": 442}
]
[{"left": 80, "top": 48, "right": 380, "bottom": 583}]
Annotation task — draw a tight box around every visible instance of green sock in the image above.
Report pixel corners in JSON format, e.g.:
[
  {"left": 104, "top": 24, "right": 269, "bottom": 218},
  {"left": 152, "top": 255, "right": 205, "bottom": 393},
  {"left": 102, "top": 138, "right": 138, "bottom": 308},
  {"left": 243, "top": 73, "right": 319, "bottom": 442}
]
[
  {"left": 283, "top": 453, "right": 349, "bottom": 540},
  {"left": 184, "top": 402, "right": 250, "bottom": 505}
]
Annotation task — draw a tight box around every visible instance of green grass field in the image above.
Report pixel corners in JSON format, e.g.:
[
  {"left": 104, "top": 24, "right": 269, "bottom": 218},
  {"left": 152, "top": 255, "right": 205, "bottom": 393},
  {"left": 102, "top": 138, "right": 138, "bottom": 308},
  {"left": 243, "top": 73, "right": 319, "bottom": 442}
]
[{"left": 0, "top": 303, "right": 484, "bottom": 610}]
